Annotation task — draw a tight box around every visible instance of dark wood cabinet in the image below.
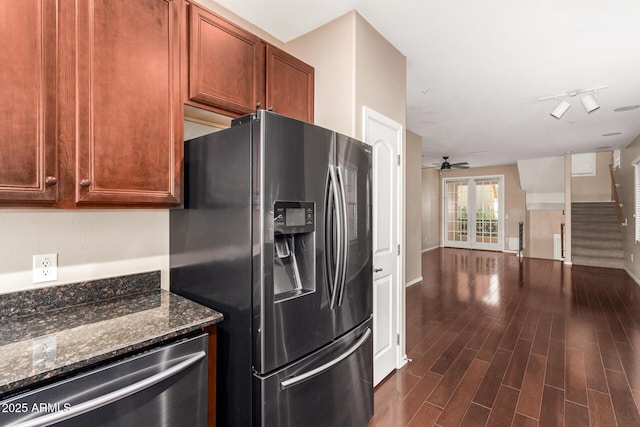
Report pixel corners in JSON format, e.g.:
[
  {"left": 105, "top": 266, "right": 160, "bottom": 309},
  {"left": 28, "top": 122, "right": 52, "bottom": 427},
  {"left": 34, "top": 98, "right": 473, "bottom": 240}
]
[
  {"left": 265, "top": 44, "right": 314, "bottom": 123},
  {"left": 203, "top": 325, "right": 218, "bottom": 427},
  {"left": 184, "top": 2, "right": 314, "bottom": 122},
  {"left": 75, "top": 0, "right": 182, "bottom": 205},
  {"left": 0, "top": 0, "right": 183, "bottom": 207},
  {"left": 187, "top": 3, "right": 262, "bottom": 116},
  {"left": 0, "top": 0, "right": 58, "bottom": 204},
  {"left": 0, "top": 0, "right": 314, "bottom": 208}
]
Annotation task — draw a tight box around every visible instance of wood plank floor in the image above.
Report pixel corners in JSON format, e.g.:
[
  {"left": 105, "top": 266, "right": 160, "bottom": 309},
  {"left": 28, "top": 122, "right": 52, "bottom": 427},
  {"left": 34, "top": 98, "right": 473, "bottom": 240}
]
[{"left": 369, "top": 248, "right": 640, "bottom": 426}]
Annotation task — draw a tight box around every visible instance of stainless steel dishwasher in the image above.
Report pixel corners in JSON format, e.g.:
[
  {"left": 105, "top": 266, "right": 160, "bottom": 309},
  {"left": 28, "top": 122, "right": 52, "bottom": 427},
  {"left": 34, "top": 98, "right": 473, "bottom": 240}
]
[{"left": 0, "top": 333, "right": 208, "bottom": 427}]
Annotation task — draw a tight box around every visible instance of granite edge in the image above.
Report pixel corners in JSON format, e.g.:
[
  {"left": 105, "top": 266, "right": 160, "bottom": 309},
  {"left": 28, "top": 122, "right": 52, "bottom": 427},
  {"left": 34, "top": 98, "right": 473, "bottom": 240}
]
[{"left": 0, "top": 295, "right": 223, "bottom": 396}]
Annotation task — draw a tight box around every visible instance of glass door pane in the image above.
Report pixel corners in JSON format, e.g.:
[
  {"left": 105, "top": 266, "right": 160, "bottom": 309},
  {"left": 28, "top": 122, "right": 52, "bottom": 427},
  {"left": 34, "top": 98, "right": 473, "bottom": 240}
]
[
  {"left": 474, "top": 179, "right": 500, "bottom": 246},
  {"left": 443, "top": 177, "right": 503, "bottom": 251},
  {"left": 445, "top": 181, "right": 469, "bottom": 247}
]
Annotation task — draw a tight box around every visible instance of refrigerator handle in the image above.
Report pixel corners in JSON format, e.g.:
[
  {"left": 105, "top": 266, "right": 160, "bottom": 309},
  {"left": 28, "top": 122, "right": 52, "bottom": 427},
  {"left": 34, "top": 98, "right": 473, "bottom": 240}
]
[
  {"left": 10, "top": 351, "right": 206, "bottom": 427},
  {"left": 279, "top": 328, "right": 371, "bottom": 390},
  {"left": 326, "top": 165, "right": 343, "bottom": 310},
  {"left": 335, "top": 166, "right": 349, "bottom": 306}
]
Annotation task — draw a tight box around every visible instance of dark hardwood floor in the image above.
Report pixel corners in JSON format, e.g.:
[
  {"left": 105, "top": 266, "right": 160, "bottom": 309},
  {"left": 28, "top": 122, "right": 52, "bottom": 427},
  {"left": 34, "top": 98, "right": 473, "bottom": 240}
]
[{"left": 369, "top": 248, "right": 640, "bottom": 426}]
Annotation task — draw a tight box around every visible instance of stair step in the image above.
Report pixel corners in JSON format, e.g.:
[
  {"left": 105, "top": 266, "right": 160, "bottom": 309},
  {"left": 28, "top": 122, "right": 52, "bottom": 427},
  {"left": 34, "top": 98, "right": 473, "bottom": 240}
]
[
  {"left": 571, "top": 218, "right": 619, "bottom": 225},
  {"left": 572, "top": 227, "right": 622, "bottom": 236},
  {"left": 572, "top": 247, "right": 625, "bottom": 259},
  {"left": 572, "top": 256, "right": 626, "bottom": 269},
  {"left": 569, "top": 202, "right": 625, "bottom": 269},
  {"left": 572, "top": 210, "right": 617, "bottom": 216},
  {"left": 572, "top": 222, "right": 621, "bottom": 231},
  {"left": 572, "top": 202, "right": 616, "bottom": 206},
  {"left": 572, "top": 212, "right": 617, "bottom": 217},
  {"left": 571, "top": 240, "right": 624, "bottom": 252}
]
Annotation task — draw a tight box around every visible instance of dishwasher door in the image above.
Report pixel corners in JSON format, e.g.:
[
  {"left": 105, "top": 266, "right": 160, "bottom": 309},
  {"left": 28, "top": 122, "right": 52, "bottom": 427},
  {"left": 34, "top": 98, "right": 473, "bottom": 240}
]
[{"left": 0, "top": 333, "right": 208, "bottom": 427}]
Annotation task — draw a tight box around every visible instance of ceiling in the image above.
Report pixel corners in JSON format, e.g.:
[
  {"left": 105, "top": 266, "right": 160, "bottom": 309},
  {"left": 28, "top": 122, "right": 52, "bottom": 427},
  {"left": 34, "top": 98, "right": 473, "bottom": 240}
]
[{"left": 212, "top": 0, "right": 640, "bottom": 168}]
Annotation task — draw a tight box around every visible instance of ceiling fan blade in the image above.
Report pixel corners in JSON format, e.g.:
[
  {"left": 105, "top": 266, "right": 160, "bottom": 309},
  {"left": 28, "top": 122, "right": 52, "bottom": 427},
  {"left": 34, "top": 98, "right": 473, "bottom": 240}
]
[
  {"left": 449, "top": 162, "right": 469, "bottom": 167},
  {"left": 451, "top": 164, "right": 470, "bottom": 169}
]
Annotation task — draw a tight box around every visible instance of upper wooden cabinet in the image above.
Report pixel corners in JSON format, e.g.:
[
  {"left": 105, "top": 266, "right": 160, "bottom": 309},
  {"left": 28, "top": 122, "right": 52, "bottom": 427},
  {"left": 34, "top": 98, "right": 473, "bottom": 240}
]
[
  {"left": 75, "top": 0, "right": 182, "bottom": 205},
  {"left": 0, "top": 0, "right": 314, "bottom": 208},
  {"left": 0, "top": 0, "right": 182, "bottom": 207},
  {"left": 265, "top": 45, "right": 314, "bottom": 123},
  {"left": 188, "top": 3, "right": 262, "bottom": 115},
  {"left": 0, "top": 0, "right": 58, "bottom": 204},
  {"left": 184, "top": 2, "right": 314, "bottom": 122}
]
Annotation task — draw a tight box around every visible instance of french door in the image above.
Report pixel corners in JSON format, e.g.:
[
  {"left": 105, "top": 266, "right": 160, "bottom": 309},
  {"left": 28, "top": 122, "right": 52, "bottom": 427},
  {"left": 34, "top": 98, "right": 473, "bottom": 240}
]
[{"left": 443, "top": 176, "right": 503, "bottom": 251}]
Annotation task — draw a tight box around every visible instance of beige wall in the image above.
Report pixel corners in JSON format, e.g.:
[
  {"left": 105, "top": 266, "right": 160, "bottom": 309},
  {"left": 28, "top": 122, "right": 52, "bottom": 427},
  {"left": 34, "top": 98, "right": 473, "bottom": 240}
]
[
  {"left": 286, "top": 13, "right": 355, "bottom": 136},
  {"left": 616, "top": 135, "right": 640, "bottom": 281},
  {"left": 527, "top": 210, "right": 564, "bottom": 260},
  {"left": 406, "top": 131, "right": 422, "bottom": 285},
  {"left": 442, "top": 164, "right": 526, "bottom": 250},
  {"left": 422, "top": 168, "right": 441, "bottom": 250},
  {"left": 288, "top": 11, "right": 415, "bottom": 287},
  {"left": 353, "top": 14, "right": 406, "bottom": 141},
  {"left": 287, "top": 11, "right": 407, "bottom": 140},
  {"left": 0, "top": 210, "right": 169, "bottom": 293},
  {"left": 572, "top": 152, "right": 613, "bottom": 202}
]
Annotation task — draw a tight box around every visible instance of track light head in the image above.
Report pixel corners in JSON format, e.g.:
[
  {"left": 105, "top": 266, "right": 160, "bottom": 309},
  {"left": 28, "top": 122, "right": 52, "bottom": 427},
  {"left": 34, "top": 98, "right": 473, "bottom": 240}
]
[
  {"left": 539, "top": 86, "right": 606, "bottom": 119},
  {"left": 581, "top": 93, "right": 600, "bottom": 113},
  {"left": 550, "top": 100, "right": 571, "bottom": 119}
]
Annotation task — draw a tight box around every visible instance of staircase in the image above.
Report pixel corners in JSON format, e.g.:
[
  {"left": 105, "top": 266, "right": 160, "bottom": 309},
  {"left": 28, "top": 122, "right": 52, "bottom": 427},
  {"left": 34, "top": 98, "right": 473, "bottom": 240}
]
[{"left": 571, "top": 202, "right": 625, "bottom": 269}]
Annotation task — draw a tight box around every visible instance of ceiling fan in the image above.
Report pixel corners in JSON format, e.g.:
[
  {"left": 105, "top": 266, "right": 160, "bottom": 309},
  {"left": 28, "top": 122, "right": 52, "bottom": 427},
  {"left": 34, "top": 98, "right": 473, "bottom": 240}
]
[{"left": 436, "top": 156, "right": 470, "bottom": 170}]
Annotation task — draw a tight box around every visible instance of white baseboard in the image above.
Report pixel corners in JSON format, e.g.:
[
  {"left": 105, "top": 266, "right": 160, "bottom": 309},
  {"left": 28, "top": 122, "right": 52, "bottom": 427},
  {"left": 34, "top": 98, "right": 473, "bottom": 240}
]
[
  {"left": 406, "top": 276, "right": 423, "bottom": 288},
  {"left": 625, "top": 267, "right": 640, "bottom": 287},
  {"left": 421, "top": 246, "right": 440, "bottom": 253},
  {"left": 563, "top": 261, "right": 573, "bottom": 266}
]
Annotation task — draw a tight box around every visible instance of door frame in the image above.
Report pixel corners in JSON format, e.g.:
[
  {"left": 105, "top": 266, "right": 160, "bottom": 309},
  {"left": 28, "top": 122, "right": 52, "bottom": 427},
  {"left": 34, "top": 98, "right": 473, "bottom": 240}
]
[
  {"left": 442, "top": 175, "right": 505, "bottom": 252},
  {"left": 362, "top": 106, "right": 406, "bottom": 374}
]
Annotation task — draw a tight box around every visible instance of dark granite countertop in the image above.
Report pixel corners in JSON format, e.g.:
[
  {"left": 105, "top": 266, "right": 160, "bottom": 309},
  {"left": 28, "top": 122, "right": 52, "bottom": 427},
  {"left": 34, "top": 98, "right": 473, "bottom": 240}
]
[{"left": 0, "top": 272, "right": 223, "bottom": 397}]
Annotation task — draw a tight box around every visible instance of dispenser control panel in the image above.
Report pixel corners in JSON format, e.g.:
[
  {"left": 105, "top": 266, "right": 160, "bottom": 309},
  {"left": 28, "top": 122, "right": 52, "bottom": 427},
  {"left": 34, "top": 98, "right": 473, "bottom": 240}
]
[{"left": 274, "top": 201, "right": 314, "bottom": 234}]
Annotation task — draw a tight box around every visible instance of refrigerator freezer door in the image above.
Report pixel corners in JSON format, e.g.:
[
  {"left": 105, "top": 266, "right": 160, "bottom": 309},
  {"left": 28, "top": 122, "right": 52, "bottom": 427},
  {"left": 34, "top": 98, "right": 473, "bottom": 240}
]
[
  {"left": 255, "top": 112, "right": 337, "bottom": 374},
  {"left": 254, "top": 319, "right": 373, "bottom": 427},
  {"left": 333, "top": 134, "right": 373, "bottom": 335}
]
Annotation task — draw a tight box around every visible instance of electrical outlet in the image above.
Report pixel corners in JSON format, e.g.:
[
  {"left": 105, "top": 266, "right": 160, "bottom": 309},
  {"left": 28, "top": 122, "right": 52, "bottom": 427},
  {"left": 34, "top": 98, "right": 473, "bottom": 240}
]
[
  {"left": 33, "top": 335, "right": 57, "bottom": 368},
  {"left": 33, "top": 253, "right": 58, "bottom": 284}
]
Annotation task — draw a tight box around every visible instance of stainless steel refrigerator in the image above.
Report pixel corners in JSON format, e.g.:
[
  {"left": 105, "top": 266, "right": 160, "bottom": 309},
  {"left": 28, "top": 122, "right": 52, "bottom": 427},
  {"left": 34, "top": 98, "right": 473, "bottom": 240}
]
[{"left": 170, "top": 110, "right": 373, "bottom": 427}]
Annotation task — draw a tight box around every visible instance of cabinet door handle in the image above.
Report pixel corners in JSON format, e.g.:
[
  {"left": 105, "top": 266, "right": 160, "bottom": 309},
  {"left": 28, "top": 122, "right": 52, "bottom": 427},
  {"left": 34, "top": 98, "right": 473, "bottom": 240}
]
[
  {"left": 374, "top": 268, "right": 383, "bottom": 273},
  {"left": 79, "top": 179, "right": 91, "bottom": 188},
  {"left": 45, "top": 176, "right": 57, "bottom": 186}
]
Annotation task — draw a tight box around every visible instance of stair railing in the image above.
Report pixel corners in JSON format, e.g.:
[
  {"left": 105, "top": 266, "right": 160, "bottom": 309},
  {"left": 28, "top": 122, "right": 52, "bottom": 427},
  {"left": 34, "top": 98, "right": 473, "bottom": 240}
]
[
  {"left": 560, "top": 223, "right": 565, "bottom": 258},
  {"left": 609, "top": 164, "right": 627, "bottom": 227}
]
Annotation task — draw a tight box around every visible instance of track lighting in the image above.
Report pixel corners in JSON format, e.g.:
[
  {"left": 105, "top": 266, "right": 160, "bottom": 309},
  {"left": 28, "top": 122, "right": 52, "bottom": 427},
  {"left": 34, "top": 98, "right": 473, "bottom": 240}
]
[
  {"left": 538, "top": 86, "right": 607, "bottom": 119},
  {"left": 581, "top": 93, "right": 599, "bottom": 113},
  {"left": 550, "top": 100, "right": 571, "bottom": 119}
]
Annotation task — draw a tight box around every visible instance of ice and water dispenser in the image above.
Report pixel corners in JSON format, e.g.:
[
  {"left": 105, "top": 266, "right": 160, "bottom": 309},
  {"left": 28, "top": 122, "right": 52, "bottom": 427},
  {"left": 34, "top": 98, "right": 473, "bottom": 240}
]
[{"left": 273, "top": 201, "right": 315, "bottom": 302}]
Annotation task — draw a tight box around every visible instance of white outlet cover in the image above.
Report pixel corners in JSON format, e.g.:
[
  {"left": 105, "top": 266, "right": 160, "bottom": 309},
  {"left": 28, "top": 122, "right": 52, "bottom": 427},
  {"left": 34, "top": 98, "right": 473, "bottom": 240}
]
[{"left": 33, "top": 253, "right": 58, "bottom": 284}]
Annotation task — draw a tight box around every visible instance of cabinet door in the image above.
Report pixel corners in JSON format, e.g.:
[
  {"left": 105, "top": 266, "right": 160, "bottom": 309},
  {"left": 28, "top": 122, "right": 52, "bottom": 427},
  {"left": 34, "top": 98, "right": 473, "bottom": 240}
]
[
  {"left": 76, "top": 0, "right": 182, "bottom": 205},
  {"left": 0, "top": 0, "right": 58, "bottom": 203},
  {"left": 265, "top": 45, "right": 314, "bottom": 123},
  {"left": 188, "top": 4, "right": 262, "bottom": 115}
]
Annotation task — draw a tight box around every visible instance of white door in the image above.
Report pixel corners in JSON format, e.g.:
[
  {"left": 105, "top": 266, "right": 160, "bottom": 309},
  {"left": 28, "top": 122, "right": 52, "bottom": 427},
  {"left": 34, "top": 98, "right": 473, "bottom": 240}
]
[
  {"left": 443, "top": 176, "right": 503, "bottom": 251},
  {"left": 363, "top": 107, "right": 403, "bottom": 386}
]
